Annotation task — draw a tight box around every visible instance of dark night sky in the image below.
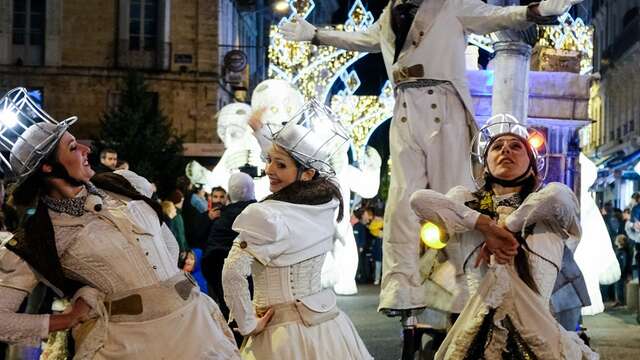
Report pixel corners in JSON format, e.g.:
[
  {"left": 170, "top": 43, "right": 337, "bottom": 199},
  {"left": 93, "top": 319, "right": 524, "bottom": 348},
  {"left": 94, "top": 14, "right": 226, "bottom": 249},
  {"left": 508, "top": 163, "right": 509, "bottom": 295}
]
[{"left": 329, "top": 1, "right": 389, "bottom": 96}]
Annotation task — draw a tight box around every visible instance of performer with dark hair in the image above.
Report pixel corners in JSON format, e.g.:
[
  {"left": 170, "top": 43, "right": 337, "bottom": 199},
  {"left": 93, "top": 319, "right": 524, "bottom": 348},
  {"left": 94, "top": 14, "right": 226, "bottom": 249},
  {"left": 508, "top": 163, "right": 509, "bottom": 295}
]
[
  {"left": 0, "top": 88, "right": 239, "bottom": 359},
  {"left": 410, "top": 114, "right": 596, "bottom": 359}
]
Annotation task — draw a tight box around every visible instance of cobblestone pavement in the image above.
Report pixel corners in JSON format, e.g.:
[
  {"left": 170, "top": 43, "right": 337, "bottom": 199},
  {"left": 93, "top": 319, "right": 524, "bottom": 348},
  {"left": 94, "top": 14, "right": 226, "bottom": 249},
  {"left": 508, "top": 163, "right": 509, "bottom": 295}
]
[{"left": 339, "top": 285, "right": 640, "bottom": 360}]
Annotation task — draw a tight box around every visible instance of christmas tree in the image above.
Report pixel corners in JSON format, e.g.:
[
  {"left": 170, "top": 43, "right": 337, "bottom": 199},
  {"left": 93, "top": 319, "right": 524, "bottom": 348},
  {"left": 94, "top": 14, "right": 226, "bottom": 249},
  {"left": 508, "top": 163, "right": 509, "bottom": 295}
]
[{"left": 95, "top": 71, "right": 184, "bottom": 195}]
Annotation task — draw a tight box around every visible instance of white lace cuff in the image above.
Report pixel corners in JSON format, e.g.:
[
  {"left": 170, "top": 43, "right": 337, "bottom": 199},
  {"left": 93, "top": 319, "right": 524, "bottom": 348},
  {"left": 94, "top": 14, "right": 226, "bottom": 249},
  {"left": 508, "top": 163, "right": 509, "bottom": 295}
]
[
  {"left": 0, "top": 286, "right": 50, "bottom": 345},
  {"left": 222, "top": 244, "right": 257, "bottom": 335}
]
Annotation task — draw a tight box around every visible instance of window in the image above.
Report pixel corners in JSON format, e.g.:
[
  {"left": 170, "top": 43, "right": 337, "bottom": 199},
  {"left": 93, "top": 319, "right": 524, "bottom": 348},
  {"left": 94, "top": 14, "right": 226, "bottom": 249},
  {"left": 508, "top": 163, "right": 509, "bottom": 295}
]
[
  {"left": 129, "top": 0, "right": 158, "bottom": 50},
  {"left": 12, "top": 0, "right": 45, "bottom": 65}
]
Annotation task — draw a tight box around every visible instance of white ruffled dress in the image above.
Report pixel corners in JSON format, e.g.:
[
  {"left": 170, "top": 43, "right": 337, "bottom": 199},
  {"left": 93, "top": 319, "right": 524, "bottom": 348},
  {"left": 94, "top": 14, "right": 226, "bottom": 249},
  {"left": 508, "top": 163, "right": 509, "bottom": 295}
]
[
  {"left": 410, "top": 183, "right": 598, "bottom": 359},
  {"left": 222, "top": 199, "right": 372, "bottom": 360}
]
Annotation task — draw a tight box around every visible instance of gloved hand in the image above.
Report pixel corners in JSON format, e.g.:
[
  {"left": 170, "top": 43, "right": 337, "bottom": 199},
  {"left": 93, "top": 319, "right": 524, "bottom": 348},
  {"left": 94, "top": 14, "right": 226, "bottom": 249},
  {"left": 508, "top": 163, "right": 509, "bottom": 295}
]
[
  {"left": 536, "top": 0, "right": 582, "bottom": 17},
  {"left": 280, "top": 15, "right": 317, "bottom": 42}
]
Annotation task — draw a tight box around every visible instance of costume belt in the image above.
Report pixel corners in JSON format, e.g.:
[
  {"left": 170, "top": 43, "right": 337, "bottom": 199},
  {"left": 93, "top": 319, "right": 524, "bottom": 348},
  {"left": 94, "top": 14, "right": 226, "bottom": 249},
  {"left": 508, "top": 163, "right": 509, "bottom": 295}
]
[
  {"left": 103, "top": 272, "right": 197, "bottom": 322},
  {"left": 396, "top": 78, "right": 452, "bottom": 90},
  {"left": 255, "top": 289, "right": 340, "bottom": 329}
]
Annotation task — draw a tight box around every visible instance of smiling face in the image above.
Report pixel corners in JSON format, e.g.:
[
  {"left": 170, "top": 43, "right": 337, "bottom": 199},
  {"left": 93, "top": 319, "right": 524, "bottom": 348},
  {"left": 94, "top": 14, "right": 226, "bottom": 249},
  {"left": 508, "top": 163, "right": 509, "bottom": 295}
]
[
  {"left": 101, "top": 151, "right": 117, "bottom": 169},
  {"left": 52, "top": 132, "right": 95, "bottom": 182},
  {"left": 486, "top": 135, "right": 532, "bottom": 181},
  {"left": 264, "top": 145, "right": 315, "bottom": 193}
]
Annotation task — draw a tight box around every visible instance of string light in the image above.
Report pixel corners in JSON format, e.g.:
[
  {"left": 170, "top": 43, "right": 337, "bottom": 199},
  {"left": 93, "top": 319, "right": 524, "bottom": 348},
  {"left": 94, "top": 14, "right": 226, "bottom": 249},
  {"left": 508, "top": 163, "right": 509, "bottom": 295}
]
[{"left": 268, "top": 2, "right": 595, "bottom": 162}]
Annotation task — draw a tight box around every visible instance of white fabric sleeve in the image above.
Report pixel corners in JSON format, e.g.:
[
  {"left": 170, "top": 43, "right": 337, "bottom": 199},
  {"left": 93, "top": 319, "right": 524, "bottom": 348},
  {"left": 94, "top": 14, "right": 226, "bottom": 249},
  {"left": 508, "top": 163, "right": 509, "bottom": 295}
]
[
  {"left": 0, "top": 248, "right": 49, "bottom": 346},
  {"left": 232, "top": 203, "right": 289, "bottom": 265},
  {"left": 70, "top": 286, "right": 105, "bottom": 320},
  {"left": 313, "top": 5, "right": 386, "bottom": 52},
  {"left": 410, "top": 186, "right": 481, "bottom": 237},
  {"left": 0, "top": 286, "right": 50, "bottom": 346},
  {"left": 160, "top": 223, "right": 180, "bottom": 266},
  {"left": 505, "top": 182, "right": 581, "bottom": 239},
  {"left": 113, "top": 169, "right": 155, "bottom": 198},
  {"left": 456, "top": 0, "right": 531, "bottom": 35},
  {"left": 222, "top": 243, "right": 257, "bottom": 336}
]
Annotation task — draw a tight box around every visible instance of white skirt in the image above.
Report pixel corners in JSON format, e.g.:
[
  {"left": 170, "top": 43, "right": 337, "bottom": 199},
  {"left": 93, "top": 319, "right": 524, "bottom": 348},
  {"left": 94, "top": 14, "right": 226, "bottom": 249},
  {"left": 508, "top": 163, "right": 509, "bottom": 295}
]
[
  {"left": 75, "top": 291, "right": 240, "bottom": 359},
  {"left": 240, "top": 310, "right": 372, "bottom": 360},
  {"left": 436, "top": 266, "right": 598, "bottom": 360}
]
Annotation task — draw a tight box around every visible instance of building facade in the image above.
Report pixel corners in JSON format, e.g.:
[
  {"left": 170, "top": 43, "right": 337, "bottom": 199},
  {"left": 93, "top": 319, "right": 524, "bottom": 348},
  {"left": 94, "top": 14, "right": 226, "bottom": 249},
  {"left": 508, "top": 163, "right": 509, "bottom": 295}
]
[
  {"left": 0, "top": 0, "right": 270, "bottom": 155},
  {"left": 581, "top": 0, "right": 640, "bottom": 208}
]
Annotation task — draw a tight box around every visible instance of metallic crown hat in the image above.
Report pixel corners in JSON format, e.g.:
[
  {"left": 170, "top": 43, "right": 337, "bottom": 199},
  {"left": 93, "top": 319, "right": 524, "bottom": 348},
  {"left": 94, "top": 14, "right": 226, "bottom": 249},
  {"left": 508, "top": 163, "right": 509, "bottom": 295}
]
[
  {"left": 469, "top": 113, "right": 548, "bottom": 189},
  {"left": 0, "top": 87, "right": 77, "bottom": 183},
  {"left": 269, "top": 99, "right": 350, "bottom": 177}
]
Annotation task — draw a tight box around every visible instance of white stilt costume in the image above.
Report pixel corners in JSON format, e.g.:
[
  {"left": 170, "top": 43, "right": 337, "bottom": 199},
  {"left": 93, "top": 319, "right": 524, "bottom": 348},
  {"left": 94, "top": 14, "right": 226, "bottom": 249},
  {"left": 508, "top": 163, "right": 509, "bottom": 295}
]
[
  {"left": 322, "top": 148, "right": 382, "bottom": 295},
  {"left": 281, "top": 0, "right": 581, "bottom": 311}
]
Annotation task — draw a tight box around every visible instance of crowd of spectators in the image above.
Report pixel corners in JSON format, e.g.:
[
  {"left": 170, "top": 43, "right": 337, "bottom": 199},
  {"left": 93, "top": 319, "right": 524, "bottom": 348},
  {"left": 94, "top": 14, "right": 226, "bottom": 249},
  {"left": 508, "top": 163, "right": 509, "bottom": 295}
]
[{"left": 601, "top": 193, "right": 640, "bottom": 308}]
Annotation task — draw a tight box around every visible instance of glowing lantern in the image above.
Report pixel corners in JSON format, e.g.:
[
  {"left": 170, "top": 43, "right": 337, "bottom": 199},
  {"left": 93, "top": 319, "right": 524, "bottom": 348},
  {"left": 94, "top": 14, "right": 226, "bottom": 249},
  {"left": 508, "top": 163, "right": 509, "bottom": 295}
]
[{"left": 420, "top": 222, "right": 447, "bottom": 250}]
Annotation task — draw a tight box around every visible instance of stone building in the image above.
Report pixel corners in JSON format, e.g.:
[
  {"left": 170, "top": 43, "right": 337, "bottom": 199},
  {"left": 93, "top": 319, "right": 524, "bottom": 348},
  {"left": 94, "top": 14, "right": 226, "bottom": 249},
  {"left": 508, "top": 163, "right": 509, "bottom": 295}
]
[
  {"left": 581, "top": 0, "right": 640, "bottom": 208},
  {"left": 0, "top": 0, "right": 270, "bottom": 156}
]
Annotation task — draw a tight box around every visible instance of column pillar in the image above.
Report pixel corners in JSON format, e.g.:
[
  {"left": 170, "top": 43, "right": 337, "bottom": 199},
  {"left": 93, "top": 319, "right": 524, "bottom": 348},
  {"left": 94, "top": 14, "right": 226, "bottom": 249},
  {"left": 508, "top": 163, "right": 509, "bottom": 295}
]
[{"left": 491, "top": 41, "right": 532, "bottom": 123}]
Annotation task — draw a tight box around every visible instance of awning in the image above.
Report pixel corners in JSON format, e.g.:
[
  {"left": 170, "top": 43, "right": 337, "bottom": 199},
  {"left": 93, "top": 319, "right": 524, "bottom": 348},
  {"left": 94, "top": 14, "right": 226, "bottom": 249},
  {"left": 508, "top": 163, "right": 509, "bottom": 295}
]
[
  {"left": 588, "top": 170, "right": 610, "bottom": 192},
  {"left": 607, "top": 148, "right": 640, "bottom": 171},
  {"left": 622, "top": 171, "right": 640, "bottom": 181}
]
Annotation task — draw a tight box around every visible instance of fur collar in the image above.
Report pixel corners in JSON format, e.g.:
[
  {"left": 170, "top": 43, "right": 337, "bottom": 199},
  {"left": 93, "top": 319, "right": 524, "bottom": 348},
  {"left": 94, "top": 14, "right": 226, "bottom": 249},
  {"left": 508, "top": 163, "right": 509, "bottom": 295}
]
[{"left": 263, "top": 178, "right": 344, "bottom": 220}]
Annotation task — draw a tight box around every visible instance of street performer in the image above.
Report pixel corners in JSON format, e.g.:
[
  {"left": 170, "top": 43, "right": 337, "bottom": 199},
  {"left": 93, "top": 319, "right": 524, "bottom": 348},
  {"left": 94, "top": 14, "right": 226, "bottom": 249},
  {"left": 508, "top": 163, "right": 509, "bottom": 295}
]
[
  {"left": 0, "top": 88, "right": 239, "bottom": 359},
  {"left": 281, "top": 0, "right": 584, "bottom": 316}
]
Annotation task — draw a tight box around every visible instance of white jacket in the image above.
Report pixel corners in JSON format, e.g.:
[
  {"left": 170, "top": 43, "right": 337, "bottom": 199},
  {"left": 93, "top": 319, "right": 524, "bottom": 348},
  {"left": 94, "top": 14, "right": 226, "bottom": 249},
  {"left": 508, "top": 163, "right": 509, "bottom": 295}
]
[{"left": 315, "top": 0, "right": 534, "bottom": 117}]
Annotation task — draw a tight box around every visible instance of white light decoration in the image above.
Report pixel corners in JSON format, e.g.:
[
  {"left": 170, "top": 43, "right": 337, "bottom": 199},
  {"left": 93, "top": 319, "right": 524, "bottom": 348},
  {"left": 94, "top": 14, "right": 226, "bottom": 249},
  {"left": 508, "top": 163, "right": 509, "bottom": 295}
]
[
  {"left": 575, "top": 153, "right": 621, "bottom": 315},
  {"left": 537, "top": 13, "right": 594, "bottom": 75},
  {"left": 0, "top": 109, "right": 18, "bottom": 129}
]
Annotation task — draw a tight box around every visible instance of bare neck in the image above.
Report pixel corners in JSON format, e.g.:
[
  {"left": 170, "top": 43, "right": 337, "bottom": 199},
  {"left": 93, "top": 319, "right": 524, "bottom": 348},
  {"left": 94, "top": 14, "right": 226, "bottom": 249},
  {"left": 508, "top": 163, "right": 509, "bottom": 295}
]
[
  {"left": 491, "top": 183, "right": 522, "bottom": 196},
  {"left": 46, "top": 178, "right": 85, "bottom": 199}
]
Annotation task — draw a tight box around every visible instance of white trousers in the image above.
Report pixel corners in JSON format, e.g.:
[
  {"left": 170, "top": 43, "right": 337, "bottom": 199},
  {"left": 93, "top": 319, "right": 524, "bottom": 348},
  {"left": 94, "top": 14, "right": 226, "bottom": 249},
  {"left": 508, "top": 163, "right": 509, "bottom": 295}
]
[{"left": 379, "top": 83, "right": 475, "bottom": 311}]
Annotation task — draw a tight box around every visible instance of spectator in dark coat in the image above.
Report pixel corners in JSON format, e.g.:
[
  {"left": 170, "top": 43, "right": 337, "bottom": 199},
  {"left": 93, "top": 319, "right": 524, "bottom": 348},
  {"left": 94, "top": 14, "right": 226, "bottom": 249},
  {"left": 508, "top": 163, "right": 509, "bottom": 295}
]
[{"left": 202, "top": 173, "right": 256, "bottom": 318}]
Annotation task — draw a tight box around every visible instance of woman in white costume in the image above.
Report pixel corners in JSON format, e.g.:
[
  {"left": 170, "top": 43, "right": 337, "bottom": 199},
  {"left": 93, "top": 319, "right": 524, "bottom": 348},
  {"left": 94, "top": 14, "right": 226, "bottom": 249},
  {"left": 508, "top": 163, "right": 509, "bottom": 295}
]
[
  {"left": 410, "top": 114, "right": 597, "bottom": 359},
  {"left": 222, "top": 100, "right": 371, "bottom": 359},
  {"left": 0, "top": 88, "right": 239, "bottom": 359}
]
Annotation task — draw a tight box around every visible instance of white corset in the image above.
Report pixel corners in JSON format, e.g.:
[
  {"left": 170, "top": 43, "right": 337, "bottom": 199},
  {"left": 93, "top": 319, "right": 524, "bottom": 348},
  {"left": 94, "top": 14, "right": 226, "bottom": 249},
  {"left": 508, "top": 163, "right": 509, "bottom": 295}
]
[{"left": 252, "top": 254, "right": 325, "bottom": 308}]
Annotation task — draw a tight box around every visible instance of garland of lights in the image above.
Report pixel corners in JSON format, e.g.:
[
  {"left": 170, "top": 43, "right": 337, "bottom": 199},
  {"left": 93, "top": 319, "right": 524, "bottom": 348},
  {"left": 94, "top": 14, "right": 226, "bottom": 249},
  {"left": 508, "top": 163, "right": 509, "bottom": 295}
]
[{"left": 268, "top": 1, "right": 594, "bottom": 160}]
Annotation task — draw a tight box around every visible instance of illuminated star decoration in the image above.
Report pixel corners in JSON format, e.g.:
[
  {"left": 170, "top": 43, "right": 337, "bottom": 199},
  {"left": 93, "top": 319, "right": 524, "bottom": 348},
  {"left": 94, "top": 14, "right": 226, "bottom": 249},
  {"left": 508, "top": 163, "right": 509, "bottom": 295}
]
[
  {"left": 269, "top": 2, "right": 594, "bottom": 161},
  {"left": 269, "top": 0, "right": 388, "bottom": 161}
]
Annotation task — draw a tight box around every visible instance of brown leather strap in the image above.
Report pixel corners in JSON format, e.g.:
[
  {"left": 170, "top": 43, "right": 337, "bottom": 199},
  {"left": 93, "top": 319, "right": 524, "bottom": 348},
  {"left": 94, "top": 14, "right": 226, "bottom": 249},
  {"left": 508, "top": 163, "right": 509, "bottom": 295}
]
[
  {"left": 104, "top": 278, "right": 195, "bottom": 316},
  {"left": 393, "top": 64, "right": 425, "bottom": 83},
  {"left": 105, "top": 294, "right": 143, "bottom": 316}
]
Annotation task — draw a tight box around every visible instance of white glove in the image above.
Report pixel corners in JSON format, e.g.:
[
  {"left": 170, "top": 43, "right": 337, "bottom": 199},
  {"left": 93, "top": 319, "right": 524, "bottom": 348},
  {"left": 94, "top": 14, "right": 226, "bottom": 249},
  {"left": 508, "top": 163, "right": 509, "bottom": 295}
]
[
  {"left": 279, "top": 15, "right": 316, "bottom": 42},
  {"left": 536, "top": 0, "right": 582, "bottom": 17}
]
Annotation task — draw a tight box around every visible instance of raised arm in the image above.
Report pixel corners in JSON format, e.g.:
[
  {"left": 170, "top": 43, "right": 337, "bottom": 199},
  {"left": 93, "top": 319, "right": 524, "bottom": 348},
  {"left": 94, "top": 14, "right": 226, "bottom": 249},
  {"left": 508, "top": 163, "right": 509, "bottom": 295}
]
[
  {"left": 457, "top": 0, "right": 580, "bottom": 35},
  {"left": 280, "top": 11, "right": 385, "bottom": 53}
]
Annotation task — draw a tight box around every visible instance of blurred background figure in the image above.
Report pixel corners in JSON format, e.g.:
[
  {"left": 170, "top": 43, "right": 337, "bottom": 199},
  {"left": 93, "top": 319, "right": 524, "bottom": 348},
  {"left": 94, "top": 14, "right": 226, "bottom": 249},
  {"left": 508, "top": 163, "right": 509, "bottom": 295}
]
[
  {"left": 202, "top": 172, "right": 256, "bottom": 319},
  {"left": 94, "top": 148, "right": 118, "bottom": 173}
]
